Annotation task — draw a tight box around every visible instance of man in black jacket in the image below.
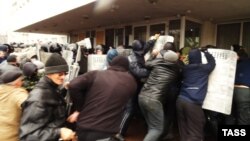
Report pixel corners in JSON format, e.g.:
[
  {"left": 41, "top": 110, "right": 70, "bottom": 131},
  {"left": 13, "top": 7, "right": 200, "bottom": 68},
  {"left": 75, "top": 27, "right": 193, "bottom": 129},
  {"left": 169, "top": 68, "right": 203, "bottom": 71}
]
[{"left": 19, "top": 53, "right": 75, "bottom": 141}]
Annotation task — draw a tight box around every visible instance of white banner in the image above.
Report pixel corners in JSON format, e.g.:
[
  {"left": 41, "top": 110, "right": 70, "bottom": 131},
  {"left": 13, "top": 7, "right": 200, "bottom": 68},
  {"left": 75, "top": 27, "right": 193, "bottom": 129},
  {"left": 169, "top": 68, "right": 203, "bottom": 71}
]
[
  {"left": 87, "top": 55, "right": 107, "bottom": 71},
  {"left": 62, "top": 50, "right": 74, "bottom": 67},
  {"left": 144, "top": 35, "right": 174, "bottom": 61},
  {"left": 116, "top": 48, "right": 133, "bottom": 57},
  {"left": 202, "top": 49, "right": 237, "bottom": 115}
]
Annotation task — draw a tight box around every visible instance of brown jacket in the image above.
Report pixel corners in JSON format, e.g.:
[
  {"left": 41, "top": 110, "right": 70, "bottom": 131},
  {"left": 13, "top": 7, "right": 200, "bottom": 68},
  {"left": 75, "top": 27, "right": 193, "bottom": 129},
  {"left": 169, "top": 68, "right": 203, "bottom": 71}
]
[
  {"left": 69, "top": 56, "right": 137, "bottom": 134},
  {"left": 0, "top": 85, "right": 28, "bottom": 141}
]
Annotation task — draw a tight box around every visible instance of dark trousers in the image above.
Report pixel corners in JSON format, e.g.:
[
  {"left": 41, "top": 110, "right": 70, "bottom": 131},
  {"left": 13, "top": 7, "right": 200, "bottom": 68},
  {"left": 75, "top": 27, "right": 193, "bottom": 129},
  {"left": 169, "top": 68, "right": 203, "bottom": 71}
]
[
  {"left": 176, "top": 98, "right": 206, "bottom": 141},
  {"left": 76, "top": 128, "right": 113, "bottom": 141},
  {"left": 233, "top": 87, "right": 250, "bottom": 125},
  {"left": 162, "top": 90, "right": 179, "bottom": 138},
  {"left": 119, "top": 97, "right": 135, "bottom": 136}
]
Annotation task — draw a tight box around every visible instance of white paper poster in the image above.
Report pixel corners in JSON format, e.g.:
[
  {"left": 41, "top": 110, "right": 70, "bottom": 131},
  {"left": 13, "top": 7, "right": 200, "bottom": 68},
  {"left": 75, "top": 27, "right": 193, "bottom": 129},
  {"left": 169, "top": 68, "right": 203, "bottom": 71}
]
[
  {"left": 144, "top": 35, "right": 174, "bottom": 61},
  {"left": 62, "top": 50, "right": 74, "bottom": 67},
  {"left": 202, "top": 49, "right": 237, "bottom": 115},
  {"left": 87, "top": 55, "right": 107, "bottom": 71}
]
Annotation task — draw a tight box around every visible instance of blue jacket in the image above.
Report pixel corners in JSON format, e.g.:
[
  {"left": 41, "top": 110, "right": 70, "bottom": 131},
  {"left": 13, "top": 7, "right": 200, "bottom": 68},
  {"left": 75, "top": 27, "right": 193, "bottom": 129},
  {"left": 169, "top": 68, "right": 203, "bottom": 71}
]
[{"left": 179, "top": 49, "right": 216, "bottom": 105}]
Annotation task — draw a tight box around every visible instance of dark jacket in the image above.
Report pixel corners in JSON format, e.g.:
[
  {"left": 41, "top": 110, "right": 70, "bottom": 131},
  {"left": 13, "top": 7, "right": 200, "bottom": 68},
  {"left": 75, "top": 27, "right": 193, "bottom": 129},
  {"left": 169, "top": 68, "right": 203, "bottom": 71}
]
[
  {"left": 179, "top": 49, "right": 216, "bottom": 105},
  {"left": 128, "top": 39, "right": 156, "bottom": 80},
  {"left": 19, "top": 76, "right": 66, "bottom": 141},
  {"left": 68, "top": 56, "right": 137, "bottom": 134},
  {"left": 0, "top": 63, "right": 21, "bottom": 75},
  {"left": 128, "top": 51, "right": 150, "bottom": 79},
  {"left": 235, "top": 58, "right": 250, "bottom": 87},
  {"left": 139, "top": 57, "right": 182, "bottom": 102}
]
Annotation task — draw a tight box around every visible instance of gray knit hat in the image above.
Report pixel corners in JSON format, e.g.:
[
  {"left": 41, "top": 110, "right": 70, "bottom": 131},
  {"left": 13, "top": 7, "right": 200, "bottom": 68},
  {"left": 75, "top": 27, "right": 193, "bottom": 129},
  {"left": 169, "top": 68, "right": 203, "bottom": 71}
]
[
  {"left": 45, "top": 53, "right": 68, "bottom": 74},
  {"left": 163, "top": 50, "right": 178, "bottom": 62}
]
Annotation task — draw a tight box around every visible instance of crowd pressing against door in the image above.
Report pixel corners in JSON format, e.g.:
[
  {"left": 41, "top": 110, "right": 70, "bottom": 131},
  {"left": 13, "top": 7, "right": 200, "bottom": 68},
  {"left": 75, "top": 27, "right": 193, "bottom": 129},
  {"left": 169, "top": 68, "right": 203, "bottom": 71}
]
[{"left": 0, "top": 35, "right": 250, "bottom": 141}]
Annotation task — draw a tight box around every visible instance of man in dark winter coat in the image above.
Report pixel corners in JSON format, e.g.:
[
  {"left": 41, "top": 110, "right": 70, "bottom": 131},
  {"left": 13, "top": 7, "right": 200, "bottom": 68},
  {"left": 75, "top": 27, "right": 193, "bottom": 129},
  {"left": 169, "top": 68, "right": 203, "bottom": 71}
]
[
  {"left": 19, "top": 53, "right": 75, "bottom": 141},
  {"left": 139, "top": 50, "right": 182, "bottom": 141},
  {"left": 67, "top": 56, "right": 137, "bottom": 141},
  {"left": 176, "top": 48, "right": 216, "bottom": 141}
]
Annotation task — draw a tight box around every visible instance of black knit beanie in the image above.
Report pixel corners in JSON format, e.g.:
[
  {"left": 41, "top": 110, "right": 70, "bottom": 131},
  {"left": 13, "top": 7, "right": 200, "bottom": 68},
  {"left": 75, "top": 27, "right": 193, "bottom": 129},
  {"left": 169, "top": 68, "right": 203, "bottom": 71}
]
[
  {"left": 0, "top": 70, "right": 23, "bottom": 84},
  {"left": 45, "top": 53, "right": 68, "bottom": 74}
]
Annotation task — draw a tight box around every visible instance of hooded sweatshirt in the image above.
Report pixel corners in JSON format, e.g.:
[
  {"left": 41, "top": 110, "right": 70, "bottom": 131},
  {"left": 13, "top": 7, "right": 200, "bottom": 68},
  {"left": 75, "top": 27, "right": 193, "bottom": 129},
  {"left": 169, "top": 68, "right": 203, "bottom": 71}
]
[{"left": 179, "top": 49, "right": 216, "bottom": 104}]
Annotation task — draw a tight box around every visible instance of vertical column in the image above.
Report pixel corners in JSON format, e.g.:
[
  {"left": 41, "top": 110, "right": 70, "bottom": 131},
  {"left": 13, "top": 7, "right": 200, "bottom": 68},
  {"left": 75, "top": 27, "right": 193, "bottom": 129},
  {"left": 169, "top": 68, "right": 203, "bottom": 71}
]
[
  {"left": 239, "top": 22, "right": 243, "bottom": 46},
  {"left": 180, "top": 16, "right": 186, "bottom": 49}
]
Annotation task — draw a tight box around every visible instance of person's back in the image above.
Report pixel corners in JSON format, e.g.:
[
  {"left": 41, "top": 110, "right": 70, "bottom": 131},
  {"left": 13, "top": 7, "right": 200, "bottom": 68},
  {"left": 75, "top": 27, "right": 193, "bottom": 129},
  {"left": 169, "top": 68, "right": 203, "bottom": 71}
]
[
  {"left": 68, "top": 56, "right": 137, "bottom": 141},
  {"left": 176, "top": 48, "right": 216, "bottom": 141},
  {"left": 140, "top": 50, "right": 181, "bottom": 101},
  {"left": 0, "top": 71, "right": 28, "bottom": 141},
  {"left": 179, "top": 48, "right": 216, "bottom": 104}
]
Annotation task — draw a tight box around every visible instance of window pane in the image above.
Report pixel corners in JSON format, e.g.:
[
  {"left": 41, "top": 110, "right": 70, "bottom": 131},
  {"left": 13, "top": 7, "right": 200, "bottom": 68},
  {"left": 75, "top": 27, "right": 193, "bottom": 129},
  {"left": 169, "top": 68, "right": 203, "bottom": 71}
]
[
  {"left": 105, "top": 28, "right": 115, "bottom": 48},
  {"left": 134, "top": 26, "right": 147, "bottom": 42},
  {"left": 185, "top": 20, "right": 201, "bottom": 48},
  {"left": 242, "top": 22, "right": 250, "bottom": 55},
  {"left": 169, "top": 20, "right": 181, "bottom": 49},
  {"left": 150, "top": 23, "right": 165, "bottom": 36},
  {"left": 115, "top": 28, "right": 124, "bottom": 46},
  {"left": 216, "top": 23, "right": 240, "bottom": 49}
]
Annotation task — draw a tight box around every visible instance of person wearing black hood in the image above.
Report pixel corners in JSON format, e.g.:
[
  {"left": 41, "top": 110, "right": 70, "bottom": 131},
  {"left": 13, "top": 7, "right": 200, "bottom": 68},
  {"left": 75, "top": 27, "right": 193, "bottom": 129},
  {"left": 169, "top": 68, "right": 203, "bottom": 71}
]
[
  {"left": 22, "top": 62, "right": 42, "bottom": 92},
  {"left": 176, "top": 48, "right": 216, "bottom": 141},
  {"left": 115, "top": 36, "right": 159, "bottom": 140}
]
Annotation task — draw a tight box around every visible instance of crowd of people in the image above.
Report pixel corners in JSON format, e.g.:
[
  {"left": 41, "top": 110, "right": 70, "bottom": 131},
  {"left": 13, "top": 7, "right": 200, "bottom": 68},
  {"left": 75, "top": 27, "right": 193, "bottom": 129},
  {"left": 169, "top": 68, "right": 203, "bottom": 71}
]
[{"left": 0, "top": 35, "right": 249, "bottom": 141}]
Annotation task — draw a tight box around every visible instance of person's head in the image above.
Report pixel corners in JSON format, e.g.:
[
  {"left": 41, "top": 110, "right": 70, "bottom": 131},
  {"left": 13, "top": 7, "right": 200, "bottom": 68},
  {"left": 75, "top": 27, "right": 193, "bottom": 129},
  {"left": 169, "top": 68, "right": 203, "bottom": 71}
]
[
  {"left": 0, "top": 44, "right": 8, "bottom": 58},
  {"left": 163, "top": 42, "right": 177, "bottom": 52},
  {"left": 188, "top": 48, "right": 202, "bottom": 64},
  {"left": 109, "top": 56, "right": 129, "bottom": 71},
  {"left": 7, "top": 54, "right": 18, "bottom": 66},
  {"left": 95, "top": 45, "right": 103, "bottom": 55},
  {"left": 45, "top": 53, "right": 68, "bottom": 85},
  {"left": 22, "top": 62, "right": 38, "bottom": 77},
  {"left": 231, "top": 44, "right": 241, "bottom": 53},
  {"left": 236, "top": 48, "right": 249, "bottom": 60},
  {"left": 0, "top": 70, "right": 24, "bottom": 87},
  {"left": 106, "top": 49, "right": 118, "bottom": 65},
  {"left": 163, "top": 50, "right": 178, "bottom": 62},
  {"left": 131, "top": 40, "right": 144, "bottom": 52}
]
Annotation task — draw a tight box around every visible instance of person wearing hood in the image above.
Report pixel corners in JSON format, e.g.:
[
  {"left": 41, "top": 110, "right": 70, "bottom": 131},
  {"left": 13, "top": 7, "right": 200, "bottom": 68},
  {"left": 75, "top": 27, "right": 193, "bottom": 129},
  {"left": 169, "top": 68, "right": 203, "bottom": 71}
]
[
  {"left": 176, "top": 48, "right": 216, "bottom": 141},
  {"left": 115, "top": 37, "right": 158, "bottom": 140},
  {"left": 67, "top": 56, "right": 137, "bottom": 141},
  {"left": 0, "top": 70, "right": 28, "bottom": 141},
  {"left": 22, "top": 62, "right": 42, "bottom": 92},
  {"left": 138, "top": 49, "right": 182, "bottom": 141}
]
